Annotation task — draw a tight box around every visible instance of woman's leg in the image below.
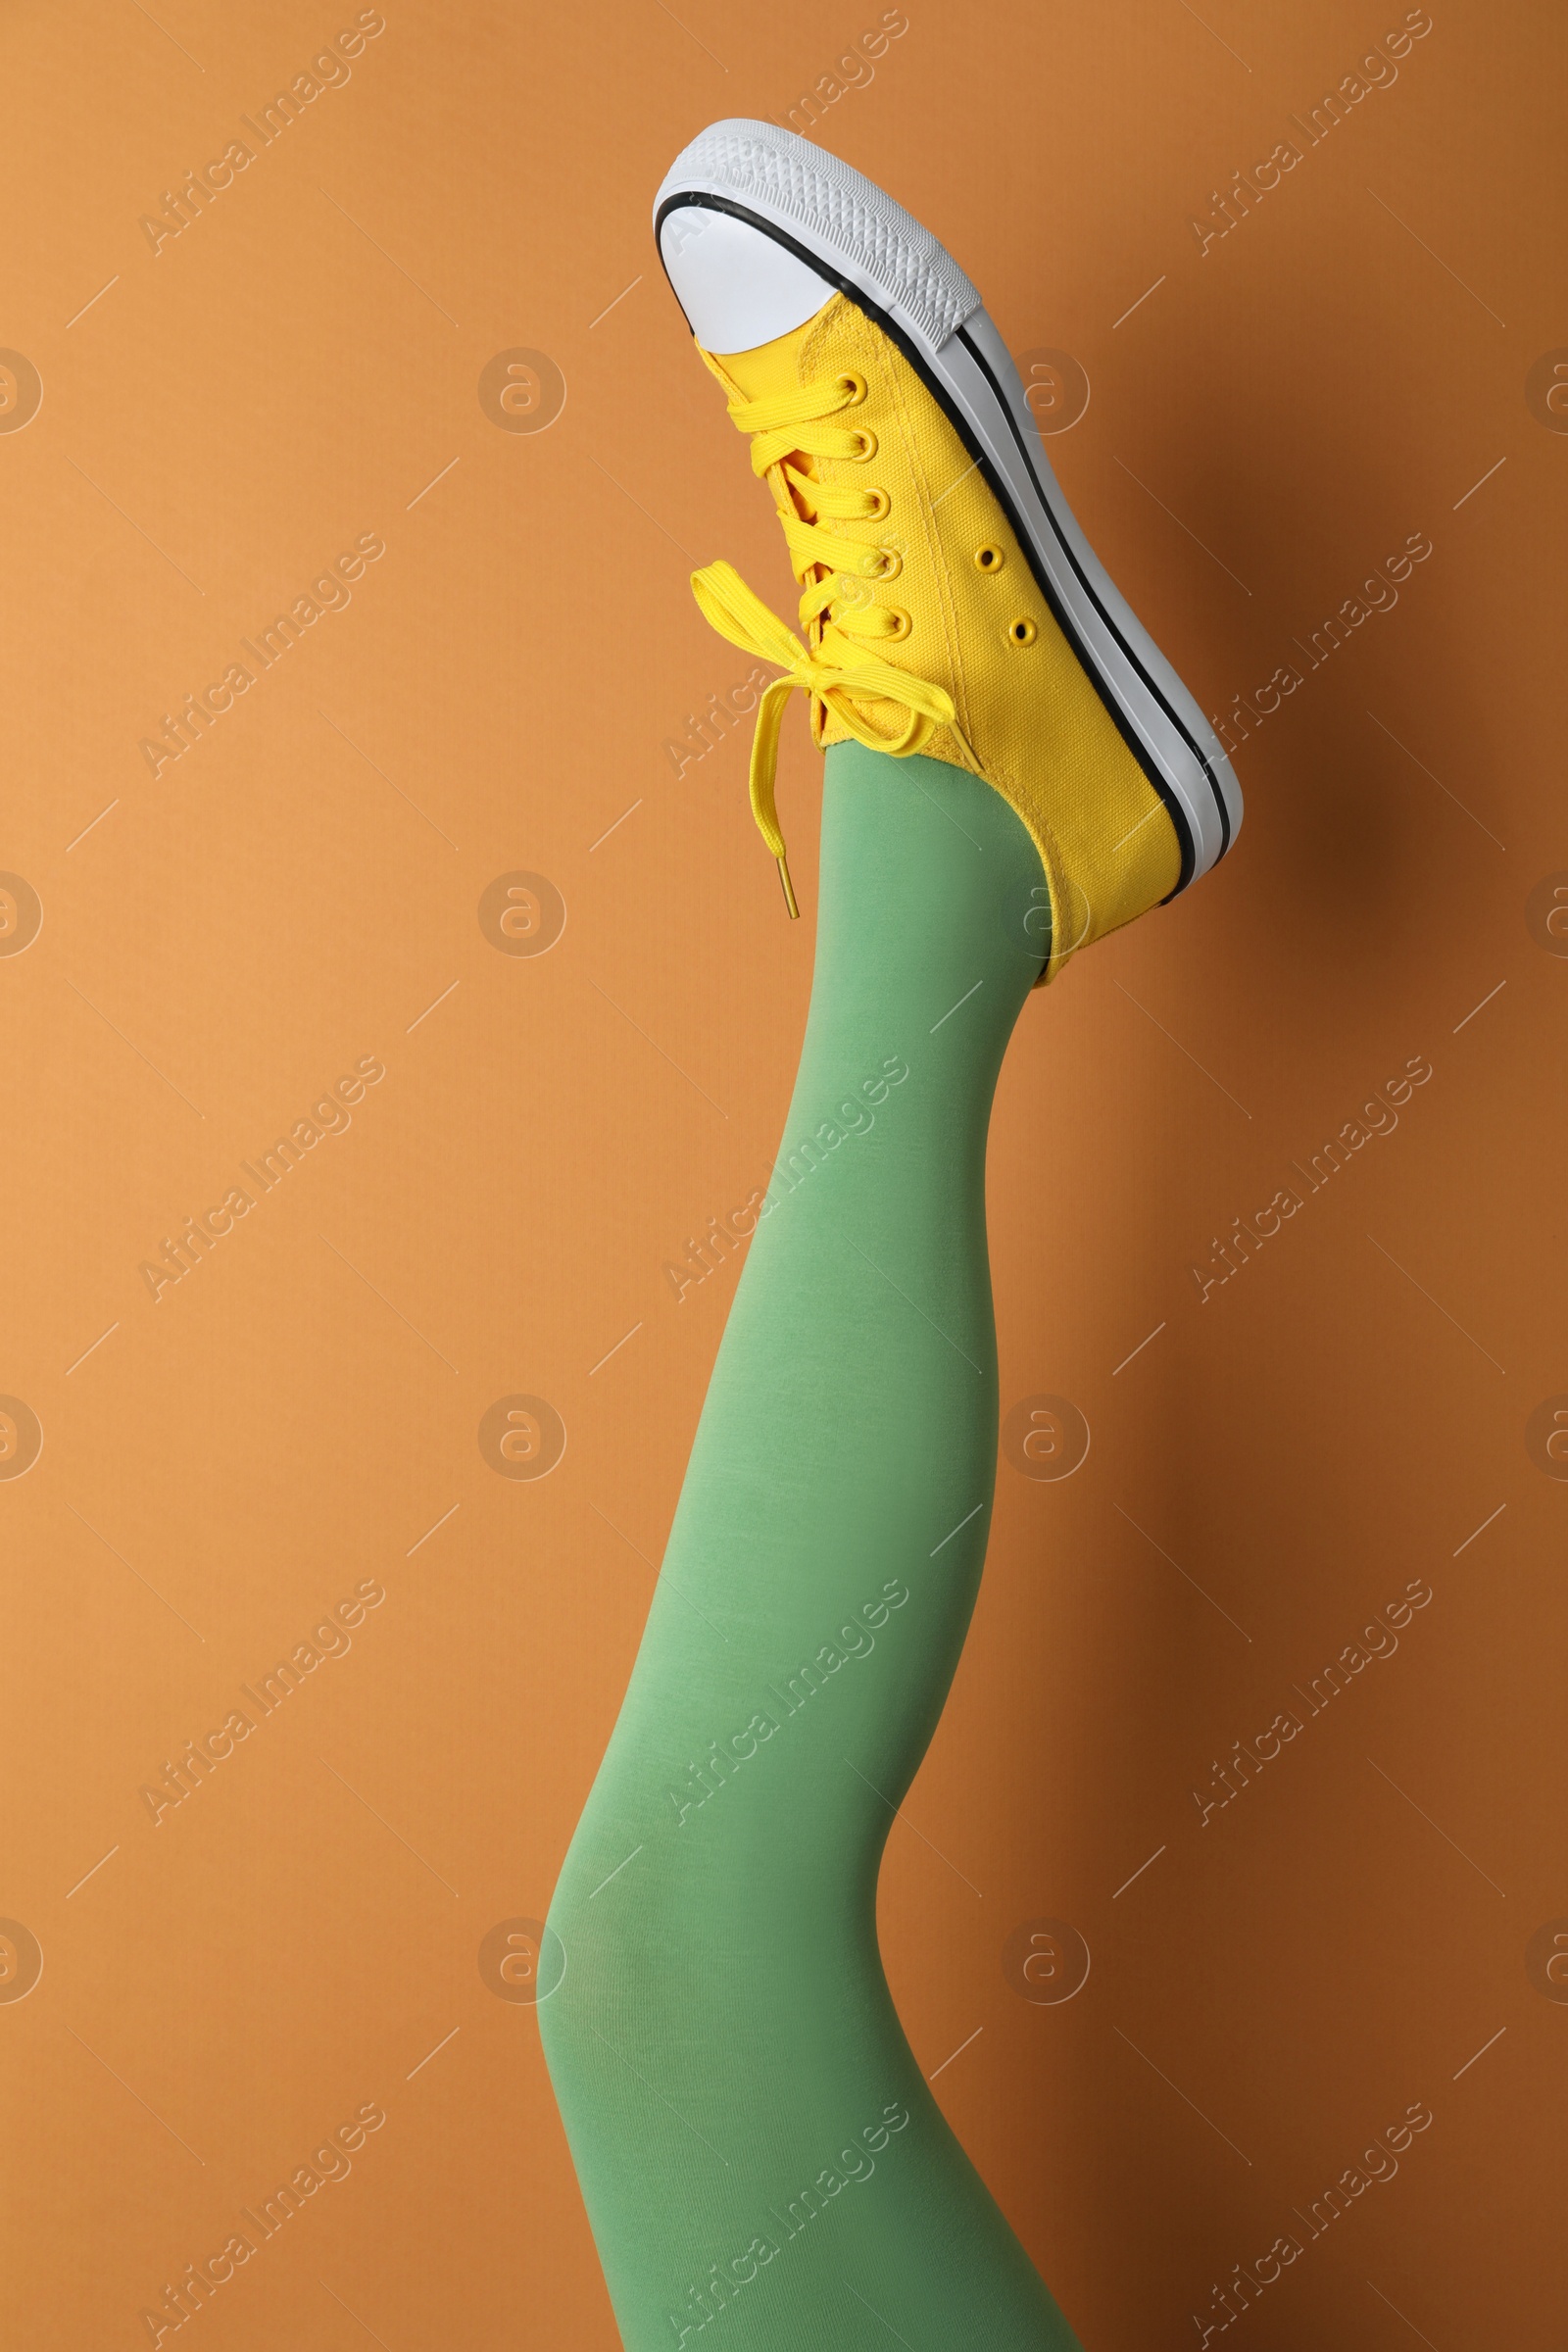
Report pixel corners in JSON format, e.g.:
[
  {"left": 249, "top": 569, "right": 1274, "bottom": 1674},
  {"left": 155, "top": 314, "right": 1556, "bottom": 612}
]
[{"left": 542, "top": 739, "right": 1079, "bottom": 2350}]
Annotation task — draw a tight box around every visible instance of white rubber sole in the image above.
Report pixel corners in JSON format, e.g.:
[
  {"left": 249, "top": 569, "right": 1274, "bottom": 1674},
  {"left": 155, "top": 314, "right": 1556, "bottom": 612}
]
[{"left": 654, "top": 120, "right": 1241, "bottom": 891}]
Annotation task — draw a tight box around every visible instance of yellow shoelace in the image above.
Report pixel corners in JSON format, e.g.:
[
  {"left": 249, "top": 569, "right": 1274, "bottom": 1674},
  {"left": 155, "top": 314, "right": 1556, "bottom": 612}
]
[{"left": 690, "top": 372, "right": 961, "bottom": 916}]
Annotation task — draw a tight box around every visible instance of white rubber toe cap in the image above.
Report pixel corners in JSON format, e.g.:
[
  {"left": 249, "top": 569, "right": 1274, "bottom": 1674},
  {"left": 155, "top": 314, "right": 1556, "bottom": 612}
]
[{"left": 658, "top": 202, "right": 835, "bottom": 355}]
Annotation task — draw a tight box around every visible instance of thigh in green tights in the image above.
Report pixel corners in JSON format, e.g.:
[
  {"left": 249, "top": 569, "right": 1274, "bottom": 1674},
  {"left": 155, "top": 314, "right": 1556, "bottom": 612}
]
[{"left": 541, "top": 739, "right": 1080, "bottom": 2351}]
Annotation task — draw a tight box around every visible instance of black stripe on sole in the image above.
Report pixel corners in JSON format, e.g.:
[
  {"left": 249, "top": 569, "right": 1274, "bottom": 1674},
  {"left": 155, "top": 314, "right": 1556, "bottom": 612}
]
[{"left": 956, "top": 323, "right": 1232, "bottom": 860}]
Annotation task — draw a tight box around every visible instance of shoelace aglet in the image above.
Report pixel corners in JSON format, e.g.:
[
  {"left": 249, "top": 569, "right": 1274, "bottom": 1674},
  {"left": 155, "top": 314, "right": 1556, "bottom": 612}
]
[{"left": 776, "top": 854, "right": 800, "bottom": 920}]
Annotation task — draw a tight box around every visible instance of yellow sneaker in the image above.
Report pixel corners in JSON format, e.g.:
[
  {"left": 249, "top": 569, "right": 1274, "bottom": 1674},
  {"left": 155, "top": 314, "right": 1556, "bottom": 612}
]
[{"left": 654, "top": 121, "right": 1241, "bottom": 981}]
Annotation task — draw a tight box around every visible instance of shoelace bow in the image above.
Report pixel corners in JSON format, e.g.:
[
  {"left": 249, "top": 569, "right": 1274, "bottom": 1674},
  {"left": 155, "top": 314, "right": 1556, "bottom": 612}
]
[{"left": 690, "top": 372, "right": 959, "bottom": 916}]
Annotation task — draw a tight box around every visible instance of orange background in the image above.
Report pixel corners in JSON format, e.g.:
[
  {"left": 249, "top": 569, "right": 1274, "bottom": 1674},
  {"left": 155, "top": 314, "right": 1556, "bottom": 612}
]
[{"left": 3, "top": 1, "right": 1563, "bottom": 2344}]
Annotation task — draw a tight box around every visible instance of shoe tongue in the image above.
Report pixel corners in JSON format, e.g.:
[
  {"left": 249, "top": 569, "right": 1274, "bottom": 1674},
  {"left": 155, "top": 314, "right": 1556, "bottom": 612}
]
[{"left": 698, "top": 297, "right": 837, "bottom": 404}]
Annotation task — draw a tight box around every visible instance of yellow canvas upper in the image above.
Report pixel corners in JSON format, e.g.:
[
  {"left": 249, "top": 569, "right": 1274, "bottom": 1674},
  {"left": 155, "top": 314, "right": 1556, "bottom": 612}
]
[{"left": 692, "top": 293, "right": 1181, "bottom": 981}]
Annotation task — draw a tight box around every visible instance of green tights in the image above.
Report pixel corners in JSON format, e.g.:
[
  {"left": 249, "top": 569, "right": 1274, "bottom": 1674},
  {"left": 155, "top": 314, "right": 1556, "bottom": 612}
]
[{"left": 541, "top": 741, "right": 1080, "bottom": 2351}]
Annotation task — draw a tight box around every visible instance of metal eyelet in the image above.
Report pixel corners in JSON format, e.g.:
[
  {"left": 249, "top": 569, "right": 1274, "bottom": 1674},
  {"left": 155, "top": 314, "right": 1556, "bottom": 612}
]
[
  {"left": 974, "top": 544, "right": 1005, "bottom": 572},
  {"left": 862, "top": 486, "right": 891, "bottom": 521},
  {"left": 848, "top": 427, "right": 878, "bottom": 462},
  {"left": 861, "top": 545, "right": 902, "bottom": 580},
  {"left": 1008, "top": 616, "right": 1038, "bottom": 646},
  {"left": 884, "top": 609, "right": 912, "bottom": 640},
  {"left": 837, "top": 372, "right": 868, "bottom": 408}
]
